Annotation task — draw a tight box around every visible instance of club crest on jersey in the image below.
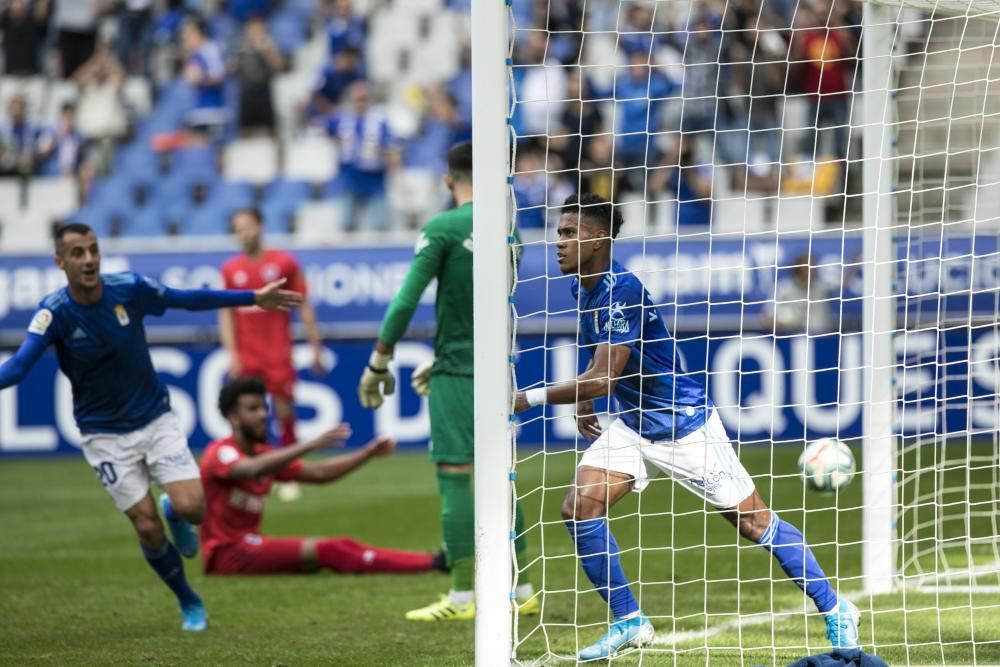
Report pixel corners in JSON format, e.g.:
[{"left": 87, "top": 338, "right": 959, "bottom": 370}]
[
  {"left": 603, "top": 301, "right": 630, "bottom": 334},
  {"left": 261, "top": 264, "right": 280, "bottom": 282},
  {"left": 114, "top": 304, "right": 130, "bottom": 326}
]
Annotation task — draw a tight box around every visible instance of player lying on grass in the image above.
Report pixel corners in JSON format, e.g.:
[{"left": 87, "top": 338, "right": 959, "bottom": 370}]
[
  {"left": 0, "top": 223, "right": 302, "bottom": 632},
  {"left": 200, "top": 377, "right": 448, "bottom": 576},
  {"left": 512, "top": 194, "right": 861, "bottom": 661}
]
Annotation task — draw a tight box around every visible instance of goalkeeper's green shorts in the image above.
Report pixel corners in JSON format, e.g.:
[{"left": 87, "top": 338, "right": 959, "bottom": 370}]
[{"left": 428, "top": 373, "right": 474, "bottom": 464}]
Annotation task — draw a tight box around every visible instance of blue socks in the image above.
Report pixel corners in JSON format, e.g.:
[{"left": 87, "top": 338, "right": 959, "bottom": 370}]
[
  {"left": 141, "top": 538, "right": 201, "bottom": 608},
  {"left": 566, "top": 518, "right": 640, "bottom": 619},
  {"left": 758, "top": 511, "right": 839, "bottom": 613}
]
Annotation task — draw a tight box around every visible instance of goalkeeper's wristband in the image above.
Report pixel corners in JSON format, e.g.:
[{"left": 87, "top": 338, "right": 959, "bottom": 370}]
[
  {"left": 525, "top": 388, "right": 547, "bottom": 407},
  {"left": 368, "top": 349, "right": 392, "bottom": 372}
]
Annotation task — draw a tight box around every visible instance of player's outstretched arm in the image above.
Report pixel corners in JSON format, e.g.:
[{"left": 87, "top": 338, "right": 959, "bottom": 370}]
[
  {"left": 513, "top": 343, "right": 631, "bottom": 413},
  {"left": 226, "top": 424, "right": 351, "bottom": 480},
  {"left": 159, "top": 278, "right": 303, "bottom": 312},
  {"left": 0, "top": 335, "right": 48, "bottom": 390},
  {"left": 296, "top": 435, "right": 396, "bottom": 484}
]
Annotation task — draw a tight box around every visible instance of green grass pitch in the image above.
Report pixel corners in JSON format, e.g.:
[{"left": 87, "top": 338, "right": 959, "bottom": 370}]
[{"left": 1, "top": 446, "right": 998, "bottom": 666}]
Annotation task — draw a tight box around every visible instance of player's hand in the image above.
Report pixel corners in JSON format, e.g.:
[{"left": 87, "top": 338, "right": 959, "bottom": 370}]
[
  {"left": 513, "top": 391, "right": 529, "bottom": 414},
  {"left": 365, "top": 435, "right": 396, "bottom": 458},
  {"left": 411, "top": 359, "right": 433, "bottom": 396},
  {"left": 358, "top": 350, "right": 395, "bottom": 409},
  {"left": 254, "top": 278, "right": 304, "bottom": 311},
  {"left": 576, "top": 402, "right": 602, "bottom": 440},
  {"left": 313, "top": 423, "right": 352, "bottom": 449}
]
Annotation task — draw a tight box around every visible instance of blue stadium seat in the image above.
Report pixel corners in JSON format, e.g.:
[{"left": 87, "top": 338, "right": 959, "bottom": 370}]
[
  {"left": 171, "top": 145, "right": 218, "bottom": 176},
  {"left": 269, "top": 11, "right": 308, "bottom": 54},
  {"left": 212, "top": 181, "right": 256, "bottom": 211},
  {"left": 122, "top": 207, "right": 167, "bottom": 237},
  {"left": 261, "top": 198, "right": 298, "bottom": 234},
  {"left": 264, "top": 179, "right": 313, "bottom": 208},
  {"left": 183, "top": 201, "right": 237, "bottom": 236}
]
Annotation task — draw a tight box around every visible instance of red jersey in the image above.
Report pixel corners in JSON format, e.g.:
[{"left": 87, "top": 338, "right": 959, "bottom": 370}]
[
  {"left": 220, "top": 249, "right": 307, "bottom": 364},
  {"left": 799, "top": 29, "right": 852, "bottom": 97},
  {"left": 199, "top": 437, "right": 304, "bottom": 563}
]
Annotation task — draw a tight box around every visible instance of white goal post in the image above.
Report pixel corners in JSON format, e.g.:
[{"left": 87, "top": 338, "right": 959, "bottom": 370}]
[{"left": 472, "top": 0, "right": 1000, "bottom": 664}]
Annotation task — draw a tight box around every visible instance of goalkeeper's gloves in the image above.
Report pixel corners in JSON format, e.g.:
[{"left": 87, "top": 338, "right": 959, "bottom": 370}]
[
  {"left": 411, "top": 359, "right": 434, "bottom": 397},
  {"left": 358, "top": 350, "right": 395, "bottom": 409}
]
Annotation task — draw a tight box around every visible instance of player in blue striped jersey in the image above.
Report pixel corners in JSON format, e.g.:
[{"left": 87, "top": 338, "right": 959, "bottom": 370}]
[
  {"left": 514, "top": 194, "right": 860, "bottom": 660},
  {"left": 0, "top": 223, "right": 302, "bottom": 631}
]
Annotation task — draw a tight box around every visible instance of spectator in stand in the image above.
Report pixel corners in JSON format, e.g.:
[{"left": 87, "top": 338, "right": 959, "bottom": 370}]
[
  {"left": 550, "top": 70, "right": 605, "bottom": 181},
  {"left": 404, "top": 86, "right": 471, "bottom": 178},
  {"left": 446, "top": 45, "right": 472, "bottom": 127},
  {"left": 37, "top": 102, "right": 85, "bottom": 178},
  {"left": 181, "top": 18, "right": 228, "bottom": 139},
  {"left": 661, "top": 136, "right": 713, "bottom": 229},
  {"left": 611, "top": 48, "right": 676, "bottom": 193},
  {"left": 308, "top": 45, "right": 364, "bottom": 122},
  {"left": 675, "top": 9, "right": 725, "bottom": 160},
  {"left": 763, "top": 252, "right": 835, "bottom": 334},
  {"left": 323, "top": 0, "right": 367, "bottom": 57},
  {"left": 513, "top": 146, "right": 549, "bottom": 230},
  {"left": 231, "top": 16, "right": 285, "bottom": 138},
  {"left": 115, "top": 0, "right": 155, "bottom": 76},
  {"left": 52, "top": 0, "right": 106, "bottom": 79},
  {"left": 792, "top": 1, "right": 856, "bottom": 161},
  {"left": 578, "top": 133, "right": 617, "bottom": 202},
  {"left": 0, "top": 0, "right": 50, "bottom": 76},
  {"left": 512, "top": 30, "right": 567, "bottom": 137},
  {"left": 326, "top": 81, "right": 399, "bottom": 232},
  {"left": 73, "top": 41, "right": 129, "bottom": 145},
  {"left": 0, "top": 96, "right": 41, "bottom": 177},
  {"left": 228, "top": 0, "right": 272, "bottom": 23}
]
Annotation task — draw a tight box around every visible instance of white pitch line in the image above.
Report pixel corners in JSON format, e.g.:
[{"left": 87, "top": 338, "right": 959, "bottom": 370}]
[{"left": 653, "top": 593, "right": 865, "bottom": 647}]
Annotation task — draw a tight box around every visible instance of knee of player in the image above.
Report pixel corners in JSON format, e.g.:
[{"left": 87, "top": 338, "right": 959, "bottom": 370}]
[
  {"left": 561, "top": 493, "right": 605, "bottom": 522},
  {"left": 172, "top": 496, "right": 206, "bottom": 524},
  {"left": 131, "top": 514, "right": 165, "bottom": 545}
]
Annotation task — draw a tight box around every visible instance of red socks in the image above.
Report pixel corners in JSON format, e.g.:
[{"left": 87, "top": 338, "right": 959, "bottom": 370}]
[{"left": 315, "top": 538, "right": 434, "bottom": 574}]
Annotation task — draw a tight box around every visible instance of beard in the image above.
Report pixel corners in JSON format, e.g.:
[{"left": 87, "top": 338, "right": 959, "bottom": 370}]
[{"left": 239, "top": 422, "right": 268, "bottom": 444}]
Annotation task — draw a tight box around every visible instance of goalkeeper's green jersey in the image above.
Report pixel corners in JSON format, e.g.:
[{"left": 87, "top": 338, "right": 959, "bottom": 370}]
[{"left": 380, "top": 201, "right": 479, "bottom": 376}]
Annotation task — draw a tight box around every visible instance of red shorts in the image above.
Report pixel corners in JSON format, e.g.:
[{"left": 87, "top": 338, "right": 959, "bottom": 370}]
[
  {"left": 238, "top": 360, "right": 296, "bottom": 401},
  {"left": 205, "top": 535, "right": 304, "bottom": 575}
]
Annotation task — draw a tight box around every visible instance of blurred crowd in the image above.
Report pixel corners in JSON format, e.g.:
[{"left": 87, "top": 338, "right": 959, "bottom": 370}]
[{"left": 0, "top": 0, "right": 866, "bottom": 238}]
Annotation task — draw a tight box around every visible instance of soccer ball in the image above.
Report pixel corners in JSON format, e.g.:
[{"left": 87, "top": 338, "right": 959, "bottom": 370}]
[{"left": 798, "top": 438, "right": 856, "bottom": 492}]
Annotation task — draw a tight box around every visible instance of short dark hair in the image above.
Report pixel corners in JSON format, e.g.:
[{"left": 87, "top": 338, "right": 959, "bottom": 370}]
[
  {"left": 447, "top": 141, "right": 473, "bottom": 183},
  {"left": 231, "top": 208, "right": 263, "bottom": 225},
  {"left": 54, "top": 222, "right": 94, "bottom": 250},
  {"left": 218, "top": 377, "right": 267, "bottom": 418},
  {"left": 562, "top": 193, "right": 624, "bottom": 238}
]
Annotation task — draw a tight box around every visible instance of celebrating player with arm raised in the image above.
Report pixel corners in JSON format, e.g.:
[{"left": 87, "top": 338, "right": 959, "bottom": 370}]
[
  {"left": 0, "top": 223, "right": 302, "bottom": 632},
  {"left": 513, "top": 195, "right": 860, "bottom": 660},
  {"left": 357, "top": 141, "right": 537, "bottom": 621},
  {"left": 200, "top": 377, "right": 447, "bottom": 576}
]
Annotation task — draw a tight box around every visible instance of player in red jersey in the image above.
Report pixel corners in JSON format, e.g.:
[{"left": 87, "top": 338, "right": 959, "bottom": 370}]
[
  {"left": 200, "top": 377, "right": 447, "bottom": 576},
  {"left": 220, "top": 208, "right": 323, "bottom": 447}
]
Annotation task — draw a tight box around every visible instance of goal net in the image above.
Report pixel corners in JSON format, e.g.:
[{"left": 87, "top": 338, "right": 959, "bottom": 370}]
[{"left": 472, "top": 0, "right": 1000, "bottom": 665}]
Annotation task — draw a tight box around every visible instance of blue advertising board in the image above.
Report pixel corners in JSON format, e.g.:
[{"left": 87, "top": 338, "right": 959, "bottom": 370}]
[
  {"left": 2, "top": 328, "right": 997, "bottom": 457},
  {"left": 0, "top": 234, "right": 996, "bottom": 339}
]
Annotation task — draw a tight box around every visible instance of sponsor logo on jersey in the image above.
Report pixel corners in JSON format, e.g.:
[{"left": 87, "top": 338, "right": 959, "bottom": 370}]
[
  {"left": 229, "top": 488, "right": 266, "bottom": 514},
  {"left": 114, "top": 304, "right": 130, "bottom": 327},
  {"left": 603, "top": 301, "right": 630, "bottom": 335},
  {"left": 261, "top": 264, "right": 280, "bottom": 282},
  {"left": 27, "top": 309, "right": 53, "bottom": 335}
]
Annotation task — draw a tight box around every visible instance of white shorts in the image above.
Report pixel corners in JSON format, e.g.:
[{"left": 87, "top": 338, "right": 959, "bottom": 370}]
[
  {"left": 81, "top": 412, "right": 200, "bottom": 512},
  {"left": 578, "top": 411, "right": 756, "bottom": 509}
]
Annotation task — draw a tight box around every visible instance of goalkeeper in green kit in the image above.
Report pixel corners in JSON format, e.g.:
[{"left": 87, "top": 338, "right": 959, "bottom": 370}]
[{"left": 358, "top": 142, "right": 537, "bottom": 621}]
